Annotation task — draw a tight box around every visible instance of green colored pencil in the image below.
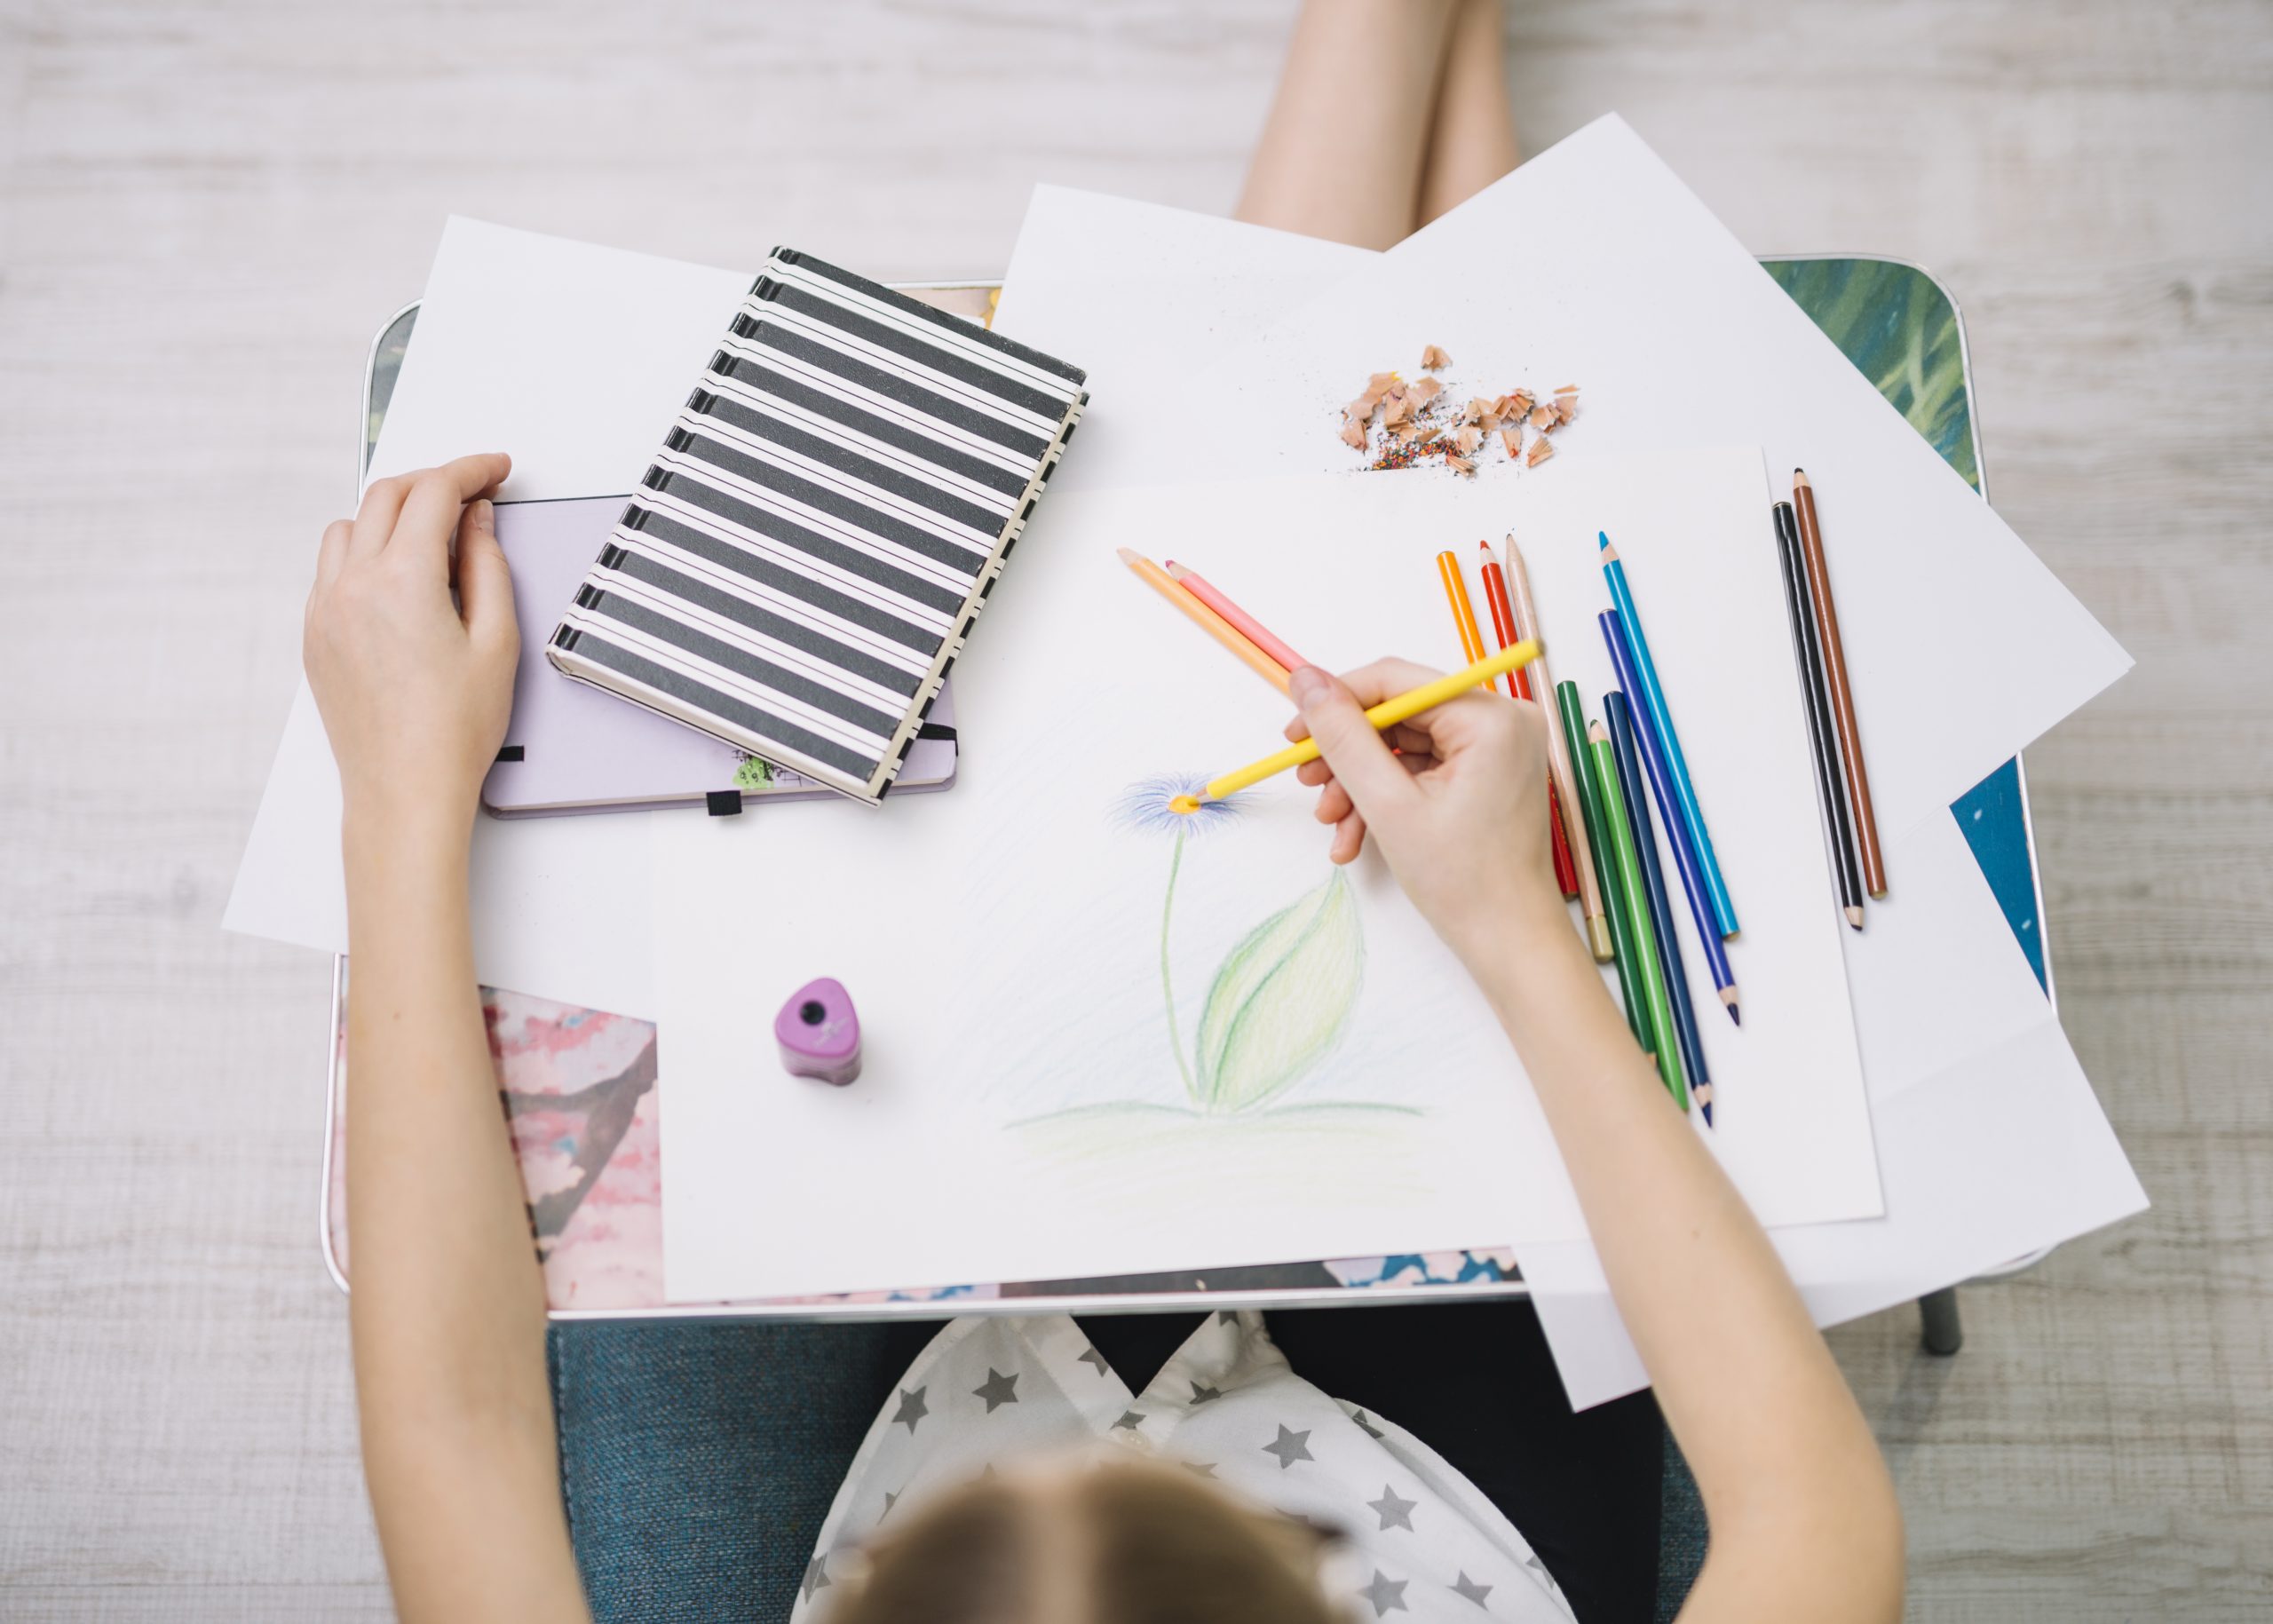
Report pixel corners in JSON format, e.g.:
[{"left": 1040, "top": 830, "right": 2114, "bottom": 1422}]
[
  {"left": 1558, "top": 682, "right": 1648, "bottom": 1049},
  {"left": 1591, "top": 721, "right": 1690, "bottom": 1110}
]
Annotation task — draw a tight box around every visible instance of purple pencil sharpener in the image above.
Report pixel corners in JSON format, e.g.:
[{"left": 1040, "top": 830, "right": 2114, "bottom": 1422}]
[{"left": 775, "top": 978, "right": 861, "bottom": 1087}]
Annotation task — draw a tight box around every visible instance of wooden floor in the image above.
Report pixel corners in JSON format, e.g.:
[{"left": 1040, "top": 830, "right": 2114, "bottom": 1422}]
[{"left": 2, "top": 1, "right": 2267, "bottom": 1617}]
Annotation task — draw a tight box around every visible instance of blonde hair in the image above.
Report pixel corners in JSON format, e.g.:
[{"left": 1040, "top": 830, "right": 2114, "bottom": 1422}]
[{"left": 822, "top": 1457, "right": 1343, "bottom": 1624}]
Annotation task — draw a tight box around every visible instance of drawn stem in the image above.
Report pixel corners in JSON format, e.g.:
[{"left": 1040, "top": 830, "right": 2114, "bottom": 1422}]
[{"left": 1160, "top": 827, "right": 1199, "bottom": 1106}]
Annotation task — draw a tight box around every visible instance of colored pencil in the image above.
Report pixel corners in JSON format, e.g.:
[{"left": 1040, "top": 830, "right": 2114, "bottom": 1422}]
[
  {"left": 1477, "top": 543, "right": 1581, "bottom": 900},
  {"left": 1508, "top": 540, "right": 1614, "bottom": 964},
  {"left": 1599, "top": 533, "right": 1739, "bottom": 939},
  {"left": 1607, "top": 691, "right": 1713, "bottom": 1124},
  {"left": 1119, "top": 548, "right": 1290, "bottom": 695},
  {"left": 1177, "top": 641, "right": 1539, "bottom": 809},
  {"left": 1772, "top": 503, "right": 1865, "bottom": 929},
  {"left": 1559, "top": 683, "right": 1649, "bottom": 1043},
  {"left": 1593, "top": 720, "right": 1688, "bottom": 1108},
  {"left": 1601, "top": 609, "right": 1741, "bottom": 1023},
  {"left": 1164, "top": 561, "right": 1309, "bottom": 674},
  {"left": 1436, "top": 550, "right": 1492, "bottom": 684},
  {"left": 1791, "top": 470, "right": 1886, "bottom": 898}
]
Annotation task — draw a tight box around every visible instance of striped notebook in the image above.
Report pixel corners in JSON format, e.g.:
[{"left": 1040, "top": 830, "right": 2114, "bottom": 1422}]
[{"left": 548, "top": 250, "right": 1087, "bottom": 804}]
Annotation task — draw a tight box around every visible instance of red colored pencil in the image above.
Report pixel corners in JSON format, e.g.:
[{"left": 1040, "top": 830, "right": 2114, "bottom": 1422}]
[
  {"left": 1164, "top": 562, "right": 1308, "bottom": 673},
  {"left": 1478, "top": 543, "right": 1581, "bottom": 899}
]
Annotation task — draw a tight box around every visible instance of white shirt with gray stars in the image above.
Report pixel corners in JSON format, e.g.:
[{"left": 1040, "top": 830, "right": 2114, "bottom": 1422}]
[{"left": 791, "top": 1310, "right": 1576, "bottom": 1621}]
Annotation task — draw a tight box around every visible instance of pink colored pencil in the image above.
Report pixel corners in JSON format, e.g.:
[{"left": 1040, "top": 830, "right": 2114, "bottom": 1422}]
[{"left": 1164, "top": 562, "right": 1309, "bottom": 672}]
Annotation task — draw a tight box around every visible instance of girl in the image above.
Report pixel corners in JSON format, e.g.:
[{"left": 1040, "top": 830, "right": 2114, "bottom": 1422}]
[{"left": 311, "top": 4, "right": 1904, "bottom": 1619}]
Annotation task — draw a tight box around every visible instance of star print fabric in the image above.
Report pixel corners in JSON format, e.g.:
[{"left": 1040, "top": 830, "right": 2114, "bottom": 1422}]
[{"left": 788, "top": 1311, "right": 1574, "bottom": 1621}]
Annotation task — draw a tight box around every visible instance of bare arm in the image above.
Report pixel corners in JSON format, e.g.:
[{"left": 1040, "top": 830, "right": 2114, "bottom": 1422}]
[
  {"left": 305, "top": 455, "right": 591, "bottom": 1623},
  {"left": 1288, "top": 661, "right": 1904, "bottom": 1624}
]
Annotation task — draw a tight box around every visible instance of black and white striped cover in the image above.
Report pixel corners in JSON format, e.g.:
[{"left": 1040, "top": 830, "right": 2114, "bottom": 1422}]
[{"left": 548, "top": 250, "right": 1086, "bottom": 804}]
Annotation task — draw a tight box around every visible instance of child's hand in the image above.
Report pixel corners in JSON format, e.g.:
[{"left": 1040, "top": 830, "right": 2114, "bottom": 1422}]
[
  {"left": 1286, "top": 661, "right": 1563, "bottom": 963},
  {"left": 304, "top": 454, "right": 517, "bottom": 844}
]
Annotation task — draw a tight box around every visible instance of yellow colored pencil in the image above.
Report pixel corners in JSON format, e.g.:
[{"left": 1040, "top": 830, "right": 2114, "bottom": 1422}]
[
  {"left": 1120, "top": 547, "right": 1292, "bottom": 694},
  {"left": 1170, "top": 641, "right": 1540, "bottom": 812}
]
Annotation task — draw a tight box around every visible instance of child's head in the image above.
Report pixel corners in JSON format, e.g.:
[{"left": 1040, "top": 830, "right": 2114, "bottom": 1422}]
[{"left": 824, "top": 1455, "right": 1344, "bottom": 1623}]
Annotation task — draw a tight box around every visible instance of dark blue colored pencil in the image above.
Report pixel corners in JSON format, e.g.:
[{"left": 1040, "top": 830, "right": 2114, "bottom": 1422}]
[
  {"left": 1607, "top": 690, "right": 1714, "bottom": 1126},
  {"left": 1601, "top": 609, "right": 1741, "bottom": 1024}
]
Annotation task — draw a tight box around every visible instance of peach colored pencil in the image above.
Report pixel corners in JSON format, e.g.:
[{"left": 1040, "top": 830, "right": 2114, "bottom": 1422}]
[
  {"left": 1501, "top": 534, "right": 1615, "bottom": 964},
  {"left": 1118, "top": 548, "right": 1291, "bottom": 694},
  {"left": 1163, "top": 561, "right": 1308, "bottom": 672}
]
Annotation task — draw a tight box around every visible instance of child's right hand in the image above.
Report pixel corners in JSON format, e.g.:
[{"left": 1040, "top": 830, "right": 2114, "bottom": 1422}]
[{"left": 1285, "top": 661, "right": 1566, "bottom": 966}]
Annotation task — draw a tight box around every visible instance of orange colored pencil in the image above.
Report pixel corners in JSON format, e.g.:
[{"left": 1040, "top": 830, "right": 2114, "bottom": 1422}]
[
  {"left": 1478, "top": 543, "right": 1581, "bottom": 899},
  {"left": 1164, "top": 562, "right": 1308, "bottom": 672},
  {"left": 1436, "top": 551, "right": 1491, "bottom": 685},
  {"left": 1501, "top": 534, "right": 1615, "bottom": 963},
  {"left": 1117, "top": 548, "right": 1291, "bottom": 694}
]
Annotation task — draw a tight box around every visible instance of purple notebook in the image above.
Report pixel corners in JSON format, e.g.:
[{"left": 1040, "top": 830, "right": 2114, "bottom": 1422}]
[{"left": 482, "top": 498, "right": 958, "bottom": 817}]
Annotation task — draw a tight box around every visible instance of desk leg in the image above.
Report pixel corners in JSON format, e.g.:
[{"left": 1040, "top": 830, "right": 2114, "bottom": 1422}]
[{"left": 1918, "top": 1287, "right": 1963, "bottom": 1356}]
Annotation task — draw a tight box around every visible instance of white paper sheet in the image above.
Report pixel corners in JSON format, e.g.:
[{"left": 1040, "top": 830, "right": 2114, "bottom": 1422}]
[
  {"left": 991, "top": 186, "right": 1374, "bottom": 497},
  {"left": 1520, "top": 814, "right": 2148, "bottom": 1409},
  {"left": 369, "top": 218, "right": 756, "bottom": 501},
  {"left": 224, "top": 218, "right": 754, "bottom": 1015},
  {"left": 1111, "top": 116, "right": 2132, "bottom": 847},
  {"left": 1525, "top": 1018, "right": 2145, "bottom": 1411},
  {"left": 656, "top": 450, "right": 1881, "bottom": 1304}
]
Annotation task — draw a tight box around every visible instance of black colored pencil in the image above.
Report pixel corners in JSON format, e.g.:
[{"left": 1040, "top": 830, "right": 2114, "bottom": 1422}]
[{"left": 1772, "top": 501, "right": 1865, "bottom": 929}]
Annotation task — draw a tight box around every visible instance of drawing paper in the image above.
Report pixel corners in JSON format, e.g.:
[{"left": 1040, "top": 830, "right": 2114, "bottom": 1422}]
[
  {"left": 656, "top": 449, "right": 1881, "bottom": 1304},
  {"left": 368, "top": 218, "right": 757, "bottom": 501},
  {"left": 991, "top": 186, "right": 1374, "bottom": 497},
  {"left": 1519, "top": 813, "right": 2148, "bottom": 1408},
  {"left": 1113, "top": 116, "right": 2134, "bottom": 844}
]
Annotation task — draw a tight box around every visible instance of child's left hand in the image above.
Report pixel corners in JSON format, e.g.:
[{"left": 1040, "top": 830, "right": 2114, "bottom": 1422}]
[{"left": 303, "top": 453, "right": 518, "bottom": 844}]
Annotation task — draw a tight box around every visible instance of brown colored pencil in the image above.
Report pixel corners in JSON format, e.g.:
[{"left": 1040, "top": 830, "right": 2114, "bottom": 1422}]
[
  {"left": 1791, "top": 470, "right": 1885, "bottom": 898},
  {"left": 1501, "top": 535, "right": 1615, "bottom": 964}
]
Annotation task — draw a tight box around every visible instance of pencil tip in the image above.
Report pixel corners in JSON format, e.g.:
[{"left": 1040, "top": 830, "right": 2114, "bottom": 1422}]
[
  {"left": 1588, "top": 720, "right": 1608, "bottom": 743},
  {"left": 1793, "top": 466, "right": 1810, "bottom": 487},
  {"left": 1846, "top": 906, "right": 1865, "bottom": 929},
  {"left": 1163, "top": 559, "right": 1186, "bottom": 578},
  {"left": 1115, "top": 547, "right": 1141, "bottom": 565}
]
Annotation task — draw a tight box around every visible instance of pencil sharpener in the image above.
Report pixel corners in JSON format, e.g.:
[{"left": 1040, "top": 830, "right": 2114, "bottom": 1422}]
[{"left": 775, "top": 978, "right": 861, "bottom": 1087}]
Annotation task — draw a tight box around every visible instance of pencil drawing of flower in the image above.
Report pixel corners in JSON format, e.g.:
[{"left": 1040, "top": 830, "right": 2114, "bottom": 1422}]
[
  {"left": 1114, "top": 774, "right": 1244, "bottom": 1104},
  {"left": 1111, "top": 772, "right": 1241, "bottom": 839},
  {"left": 1111, "top": 775, "right": 1362, "bottom": 1116}
]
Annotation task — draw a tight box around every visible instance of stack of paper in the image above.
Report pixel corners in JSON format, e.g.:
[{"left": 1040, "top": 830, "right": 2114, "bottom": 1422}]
[{"left": 225, "top": 115, "right": 2143, "bottom": 1409}]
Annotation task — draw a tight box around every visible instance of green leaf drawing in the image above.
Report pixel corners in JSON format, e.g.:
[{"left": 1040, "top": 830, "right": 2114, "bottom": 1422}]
[{"left": 1192, "top": 868, "right": 1363, "bottom": 1113}]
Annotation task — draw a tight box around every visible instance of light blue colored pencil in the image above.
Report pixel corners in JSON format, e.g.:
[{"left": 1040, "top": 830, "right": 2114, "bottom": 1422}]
[{"left": 1598, "top": 532, "right": 1739, "bottom": 939}]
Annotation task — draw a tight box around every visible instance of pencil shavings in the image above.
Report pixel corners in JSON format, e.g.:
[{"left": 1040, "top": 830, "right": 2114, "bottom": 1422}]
[{"left": 1336, "top": 364, "right": 1579, "bottom": 477}]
